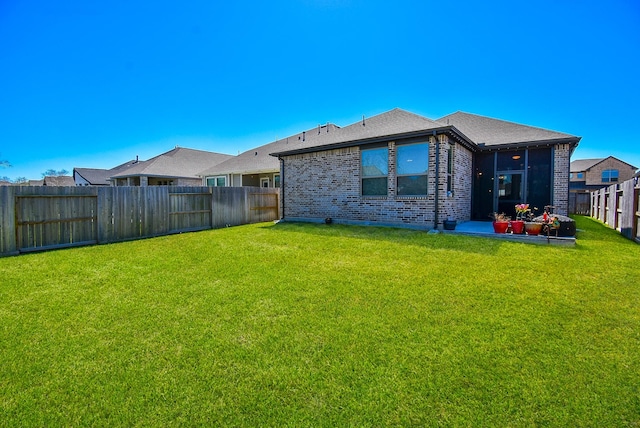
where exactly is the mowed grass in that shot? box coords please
[0,216,638,426]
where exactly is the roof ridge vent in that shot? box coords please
[362,115,366,126]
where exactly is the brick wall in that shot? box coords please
[553,144,571,216]
[281,136,472,229]
[585,158,637,186]
[442,137,472,222]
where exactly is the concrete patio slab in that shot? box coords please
[443,221,576,246]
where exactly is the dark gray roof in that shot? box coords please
[74,160,138,185]
[270,109,580,158]
[268,108,455,158]
[437,111,579,147]
[570,156,638,172]
[199,123,341,176]
[111,147,232,179]
[202,108,449,175]
[570,158,605,172]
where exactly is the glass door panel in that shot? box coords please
[497,172,523,217]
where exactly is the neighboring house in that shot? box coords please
[28,179,44,186]
[199,123,340,188]
[73,159,138,186]
[0,180,12,186]
[269,108,581,229]
[568,156,637,215]
[569,156,637,193]
[43,176,76,186]
[110,147,233,186]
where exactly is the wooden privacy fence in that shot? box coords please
[590,176,640,243]
[0,186,280,256]
[569,192,591,215]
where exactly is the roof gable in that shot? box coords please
[570,158,604,172]
[570,156,638,172]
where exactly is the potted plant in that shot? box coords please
[443,217,457,230]
[490,212,510,233]
[512,204,529,234]
[522,206,543,236]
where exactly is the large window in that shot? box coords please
[361,147,388,196]
[602,169,619,183]
[206,176,226,187]
[396,142,429,196]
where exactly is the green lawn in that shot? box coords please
[0,216,638,426]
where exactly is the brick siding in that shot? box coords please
[553,144,571,216]
[281,136,471,229]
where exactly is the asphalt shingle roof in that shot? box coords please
[111,147,232,179]
[437,111,578,146]
[201,108,449,176]
[43,176,75,186]
[74,160,138,185]
[570,158,605,172]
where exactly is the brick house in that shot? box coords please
[270,108,581,229]
[109,147,232,186]
[569,156,637,214]
[570,156,637,192]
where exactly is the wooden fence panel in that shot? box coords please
[619,179,636,240]
[0,185,281,256]
[569,192,590,215]
[590,177,640,243]
[212,187,247,228]
[211,187,279,228]
[248,191,279,224]
[0,186,17,255]
[169,187,212,232]
[13,187,98,253]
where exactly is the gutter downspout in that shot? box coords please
[433,131,440,230]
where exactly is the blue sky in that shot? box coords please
[1,0,639,180]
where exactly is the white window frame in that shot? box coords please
[206,176,226,187]
[260,177,270,188]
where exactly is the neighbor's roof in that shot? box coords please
[436,111,580,148]
[111,147,233,179]
[570,156,638,172]
[43,175,75,186]
[570,158,605,172]
[74,160,138,185]
[199,123,341,176]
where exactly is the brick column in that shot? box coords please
[553,144,571,216]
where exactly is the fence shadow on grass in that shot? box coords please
[261,221,507,256]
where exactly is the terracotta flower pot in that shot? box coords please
[524,222,543,236]
[492,221,509,233]
[511,220,525,234]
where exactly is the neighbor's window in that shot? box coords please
[396,142,429,196]
[206,176,226,187]
[274,174,280,188]
[602,169,619,183]
[361,147,388,196]
[577,172,584,179]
